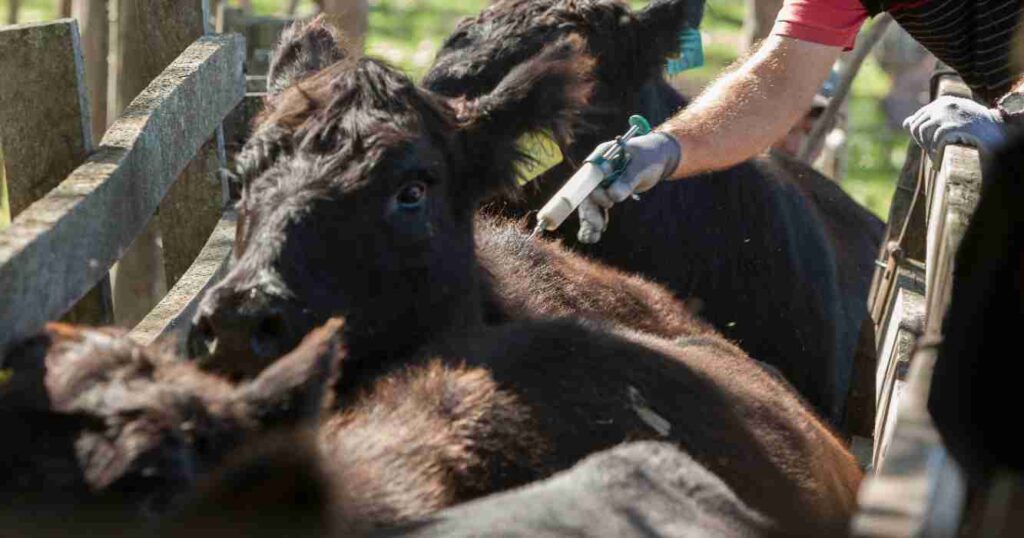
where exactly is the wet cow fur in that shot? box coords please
[186,22,861,532]
[424,0,885,425]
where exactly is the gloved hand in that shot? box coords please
[577,132,681,244]
[904,96,1006,159]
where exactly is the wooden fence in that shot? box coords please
[853,72,980,537]
[0,19,245,351]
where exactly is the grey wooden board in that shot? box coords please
[875,286,925,407]
[217,5,293,76]
[111,0,225,316]
[157,136,225,286]
[0,35,244,352]
[0,18,113,325]
[854,345,966,538]
[924,145,981,333]
[130,209,235,347]
[873,287,924,465]
[73,0,108,143]
[0,19,91,218]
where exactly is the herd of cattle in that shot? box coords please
[0,0,1019,535]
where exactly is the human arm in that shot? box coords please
[575,36,841,243]
[658,35,842,178]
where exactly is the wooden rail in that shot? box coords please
[0,35,245,352]
[130,209,237,346]
[854,72,980,537]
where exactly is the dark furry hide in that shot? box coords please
[423,0,884,426]
[930,127,1024,482]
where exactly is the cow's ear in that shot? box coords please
[268,16,348,96]
[632,0,705,75]
[452,36,594,198]
[236,319,344,429]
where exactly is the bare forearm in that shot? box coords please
[658,36,840,178]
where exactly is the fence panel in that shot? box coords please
[0,35,245,351]
[130,209,236,346]
[854,73,980,538]
[0,19,113,325]
[0,20,92,218]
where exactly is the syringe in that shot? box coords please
[531,115,652,238]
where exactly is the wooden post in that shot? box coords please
[0,36,244,351]
[60,0,73,17]
[72,0,108,143]
[799,15,894,164]
[5,0,19,25]
[742,0,783,51]
[1,147,9,229]
[320,0,367,53]
[0,19,114,325]
[110,0,225,327]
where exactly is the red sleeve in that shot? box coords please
[770,0,871,50]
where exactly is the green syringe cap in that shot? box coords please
[628,115,652,135]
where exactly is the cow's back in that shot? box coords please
[491,78,877,425]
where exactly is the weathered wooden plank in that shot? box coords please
[925,145,982,332]
[0,35,245,352]
[1,150,9,228]
[854,344,966,538]
[868,143,925,331]
[0,18,113,325]
[157,136,225,287]
[0,20,91,218]
[217,5,294,77]
[873,287,924,460]
[111,0,224,326]
[130,210,236,347]
[5,0,18,25]
[72,0,109,143]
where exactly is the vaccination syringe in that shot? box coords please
[531,115,652,237]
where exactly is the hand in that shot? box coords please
[904,96,1006,159]
[577,132,682,244]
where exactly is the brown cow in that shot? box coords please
[3,318,858,534]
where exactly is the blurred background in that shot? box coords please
[1,0,932,218]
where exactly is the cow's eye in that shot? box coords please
[395,181,427,208]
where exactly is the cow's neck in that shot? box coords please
[337,242,494,399]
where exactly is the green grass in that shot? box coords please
[1,0,902,219]
[0,0,57,24]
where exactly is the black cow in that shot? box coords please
[187,24,861,531]
[424,0,885,425]
[394,441,791,537]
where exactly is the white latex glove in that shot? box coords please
[904,96,1006,159]
[577,132,681,244]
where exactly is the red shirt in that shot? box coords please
[771,0,870,50]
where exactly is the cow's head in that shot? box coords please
[189,20,593,378]
[424,0,704,143]
[0,320,342,519]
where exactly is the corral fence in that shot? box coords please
[853,71,986,537]
[0,18,247,351]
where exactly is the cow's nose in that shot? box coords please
[188,290,291,378]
